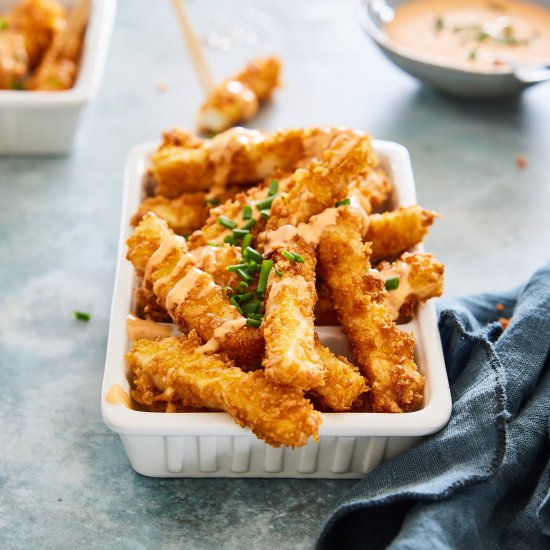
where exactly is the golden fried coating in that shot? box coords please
[262,235,323,389]
[127,334,322,447]
[311,338,368,411]
[0,30,29,89]
[127,213,264,368]
[367,205,438,262]
[264,131,376,231]
[197,56,281,134]
[314,282,339,326]
[348,167,393,214]
[318,207,424,413]
[8,0,67,69]
[378,252,445,322]
[131,192,210,236]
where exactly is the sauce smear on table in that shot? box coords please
[384,0,550,72]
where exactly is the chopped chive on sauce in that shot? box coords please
[236,268,254,282]
[385,276,400,291]
[226,263,249,272]
[229,296,243,314]
[236,281,248,293]
[256,260,273,294]
[281,250,305,263]
[233,228,250,239]
[217,216,237,230]
[242,204,252,220]
[259,209,270,220]
[244,246,263,264]
[335,198,351,207]
[224,235,237,245]
[208,241,222,247]
[274,264,283,277]
[468,48,478,60]
[434,16,444,32]
[204,198,220,206]
[223,286,234,296]
[241,233,252,251]
[74,311,91,321]
[246,318,262,328]
[268,179,279,196]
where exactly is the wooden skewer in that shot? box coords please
[170,0,215,96]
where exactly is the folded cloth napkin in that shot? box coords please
[317,260,550,550]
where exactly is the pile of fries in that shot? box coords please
[125,126,444,448]
[0,0,88,91]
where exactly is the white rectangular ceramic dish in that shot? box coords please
[0,0,116,154]
[102,140,452,478]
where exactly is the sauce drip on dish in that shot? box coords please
[384,0,550,73]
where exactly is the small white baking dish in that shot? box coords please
[102,140,452,478]
[0,0,116,154]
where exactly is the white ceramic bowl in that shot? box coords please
[0,0,116,154]
[101,139,452,478]
[356,0,550,98]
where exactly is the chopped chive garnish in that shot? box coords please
[259,209,270,220]
[224,235,237,245]
[255,194,280,211]
[256,260,273,294]
[223,286,233,296]
[248,313,264,321]
[74,311,91,321]
[0,18,9,30]
[434,16,444,32]
[241,218,257,231]
[292,253,305,263]
[208,241,222,247]
[234,292,255,303]
[181,233,190,240]
[468,48,478,60]
[233,228,249,239]
[226,263,249,272]
[281,249,295,261]
[274,264,283,277]
[248,260,261,273]
[204,198,220,206]
[268,179,279,196]
[242,205,252,220]
[241,233,252,251]
[236,281,248,293]
[236,268,254,282]
[336,198,351,207]
[244,246,263,263]
[217,216,237,230]
[246,318,262,328]
[242,301,259,315]
[385,276,400,291]
[229,297,243,314]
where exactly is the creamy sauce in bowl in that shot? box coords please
[384,0,550,73]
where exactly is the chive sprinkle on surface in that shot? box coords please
[281,250,305,263]
[242,205,252,220]
[74,311,91,321]
[255,194,280,211]
[268,179,279,196]
[246,318,262,328]
[241,218,257,231]
[385,276,400,291]
[336,198,351,207]
[256,260,273,294]
[204,198,220,206]
[217,216,237,230]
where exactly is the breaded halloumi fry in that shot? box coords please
[127,334,322,447]
[318,208,424,413]
[367,205,438,262]
[264,131,376,231]
[310,338,368,411]
[197,56,281,134]
[347,166,393,214]
[152,127,306,197]
[378,252,444,322]
[262,235,323,389]
[126,213,264,368]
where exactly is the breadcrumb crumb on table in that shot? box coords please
[516,155,528,169]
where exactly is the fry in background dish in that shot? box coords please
[318,207,424,413]
[127,333,322,447]
[197,56,281,134]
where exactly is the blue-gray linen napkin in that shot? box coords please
[317,260,550,550]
